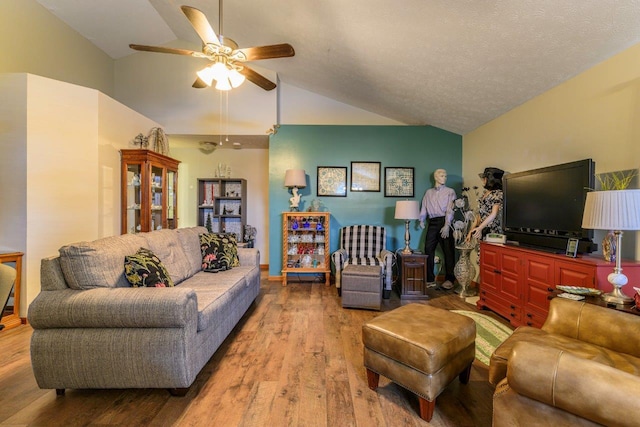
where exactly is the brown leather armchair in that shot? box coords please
[490,298,640,427]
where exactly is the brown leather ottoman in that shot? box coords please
[362,303,476,422]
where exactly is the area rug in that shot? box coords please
[451,310,513,365]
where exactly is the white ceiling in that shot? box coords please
[37,0,640,135]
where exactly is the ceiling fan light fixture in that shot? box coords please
[196,65,216,86]
[210,61,229,82]
[228,67,246,88]
[215,77,232,91]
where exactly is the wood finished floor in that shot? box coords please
[0,274,509,426]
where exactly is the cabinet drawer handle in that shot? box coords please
[510,313,516,317]
[494,269,501,274]
[527,322,533,326]
[547,287,554,292]
[526,313,532,318]
[510,304,515,309]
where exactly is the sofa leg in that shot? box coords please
[418,396,435,422]
[459,362,472,384]
[366,368,379,390]
[55,389,65,396]
[168,387,189,397]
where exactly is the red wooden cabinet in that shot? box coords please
[477,242,640,328]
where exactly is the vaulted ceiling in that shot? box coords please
[37,0,640,135]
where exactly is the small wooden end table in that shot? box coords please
[398,252,430,300]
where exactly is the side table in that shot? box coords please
[0,252,23,331]
[398,252,429,300]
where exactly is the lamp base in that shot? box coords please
[401,247,413,254]
[601,288,634,306]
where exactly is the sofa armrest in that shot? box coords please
[238,248,260,267]
[331,249,348,271]
[507,341,640,427]
[542,297,640,357]
[28,287,197,329]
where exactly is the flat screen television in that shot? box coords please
[503,159,597,253]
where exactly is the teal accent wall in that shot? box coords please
[269,125,462,277]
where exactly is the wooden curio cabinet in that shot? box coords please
[120,149,180,234]
[282,212,330,286]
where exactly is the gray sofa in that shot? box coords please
[27,226,260,395]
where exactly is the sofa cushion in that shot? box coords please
[177,267,254,331]
[59,233,148,290]
[200,233,239,272]
[124,247,174,288]
[177,226,208,276]
[142,229,191,285]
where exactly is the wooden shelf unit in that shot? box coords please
[282,212,330,286]
[477,241,640,328]
[197,178,247,242]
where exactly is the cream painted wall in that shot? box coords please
[98,94,163,237]
[0,0,114,96]
[22,75,99,316]
[1,74,162,312]
[0,74,27,255]
[171,147,269,264]
[464,42,640,262]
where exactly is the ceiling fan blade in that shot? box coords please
[180,6,221,47]
[129,44,207,58]
[192,77,208,89]
[235,43,295,61]
[239,66,277,91]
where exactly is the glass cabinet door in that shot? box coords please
[167,169,177,229]
[126,163,142,234]
[150,164,163,231]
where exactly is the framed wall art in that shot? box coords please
[350,161,381,192]
[317,166,347,197]
[384,167,415,197]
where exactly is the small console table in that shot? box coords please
[477,242,640,328]
[0,252,23,331]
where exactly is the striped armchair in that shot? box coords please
[331,225,394,294]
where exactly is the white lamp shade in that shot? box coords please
[284,169,306,188]
[582,189,640,230]
[395,200,420,220]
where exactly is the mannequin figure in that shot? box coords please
[419,169,457,289]
[467,167,504,240]
[289,187,302,211]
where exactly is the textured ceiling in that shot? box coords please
[37,0,640,135]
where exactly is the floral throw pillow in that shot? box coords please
[124,247,174,287]
[200,233,239,273]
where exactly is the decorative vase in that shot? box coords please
[602,231,616,262]
[454,246,477,298]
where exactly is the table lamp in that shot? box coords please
[284,169,306,211]
[395,200,420,254]
[582,189,640,305]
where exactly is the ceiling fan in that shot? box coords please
[129,3,294,91]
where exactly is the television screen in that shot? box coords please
[503,159,595,251]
